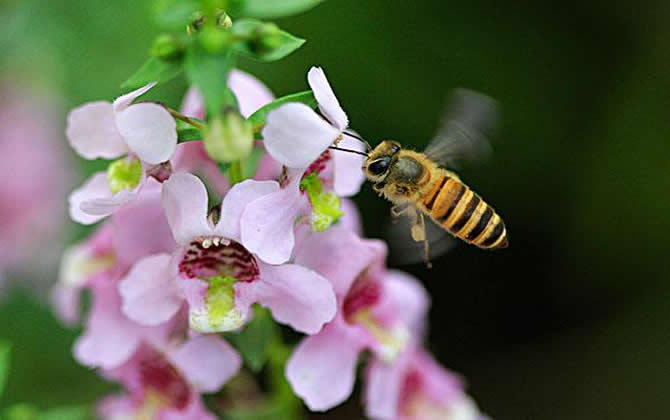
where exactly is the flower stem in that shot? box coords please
[166,107,206,130]
[228,160,243,185]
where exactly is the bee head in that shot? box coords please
[363,140,401,181]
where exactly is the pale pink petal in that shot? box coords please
[112,181,176,266]
[112,82,156,112]
[49,283,80,325]
[218,179,279,241]
[373,270,429,336]
[262,103,340,168]
[71,171,143,220]
[228,70,274,118]
[162,173,212,245]
[294,225,385,298]
[66,101,128,160]
[115,103,177,164]
[240,170,307,264]
[180,87,205,119]
[254,150,283,181]
[365,350,412,420]
[68,172,115,225]
[235,261,336,334]
[286,319,365,411]
[307,67,349,130]
[74,283,142,369]
[339,198,362,235]
[97,393,134,419]
[119,254,182,326]
[333,134,366,197]
[168,335,241,392]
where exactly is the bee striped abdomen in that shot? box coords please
[422,174,507,249]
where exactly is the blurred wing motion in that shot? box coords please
[424,88,499,170]
[386,210,457,265]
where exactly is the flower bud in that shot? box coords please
[204,111,254,163]
[107,157,142,194]
[199,25,233,53]
[151,34,182,60]
[250,23,283,54]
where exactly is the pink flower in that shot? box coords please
[365,346,488,420]
[53,186,176,326]
[67,82,177,164]
[261,66,366,197]
[98,335,240,419]
[66,82,182,225]
[286,228,430,411]
[119,172,336,334]
[0,81,68,281]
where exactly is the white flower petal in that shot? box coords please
[307,67,349,130]
[262,103,340,168]
[115,103,177,164]
[112,82,156,112]
[66,102,128,160]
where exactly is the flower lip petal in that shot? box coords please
[307,67,349,130]
[113,82,156,112]
[262,102,340,169]
[235,261,337,334]
[161,173,213,245]
[66,101,128,160]
[115,102,177,164]
[285,319,366,411]
[119,254,182,326]
[168,335,242,393]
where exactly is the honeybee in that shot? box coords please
[358,89,508,266]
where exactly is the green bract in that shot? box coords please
[121,56,184,89]
[232,19,305,62]
[0,341,9,397]
[107,158,143,194]
[229,0,324,19]
[300,174,344,232]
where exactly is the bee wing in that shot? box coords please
[424,88,499,170]
[385,209,457,265]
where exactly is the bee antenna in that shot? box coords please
[329,145,369,157]
[343,129,372,152]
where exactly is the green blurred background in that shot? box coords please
[2,0,670,418]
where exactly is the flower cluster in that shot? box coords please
[57,63,487,418]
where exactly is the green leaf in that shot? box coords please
[40,405,90,420]
[226,307,276,372]
[0,341,9,398]
[230,0,324,19]
[232,19,305,62]
[185,44,235,115]
[178,127,203,142]
[248,90,317,130]
[121,56,183,90]
[153,0,200,29]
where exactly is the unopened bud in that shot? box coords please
[250,23,283,53]
[204,111,254,163]
[151,34,182,60]
[199,25,233,53]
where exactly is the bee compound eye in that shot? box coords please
[369,157,390,175]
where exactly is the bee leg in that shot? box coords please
[390,203,410,223]
[409,210,432,268]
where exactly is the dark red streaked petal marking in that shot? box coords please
[179,240,259,282]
